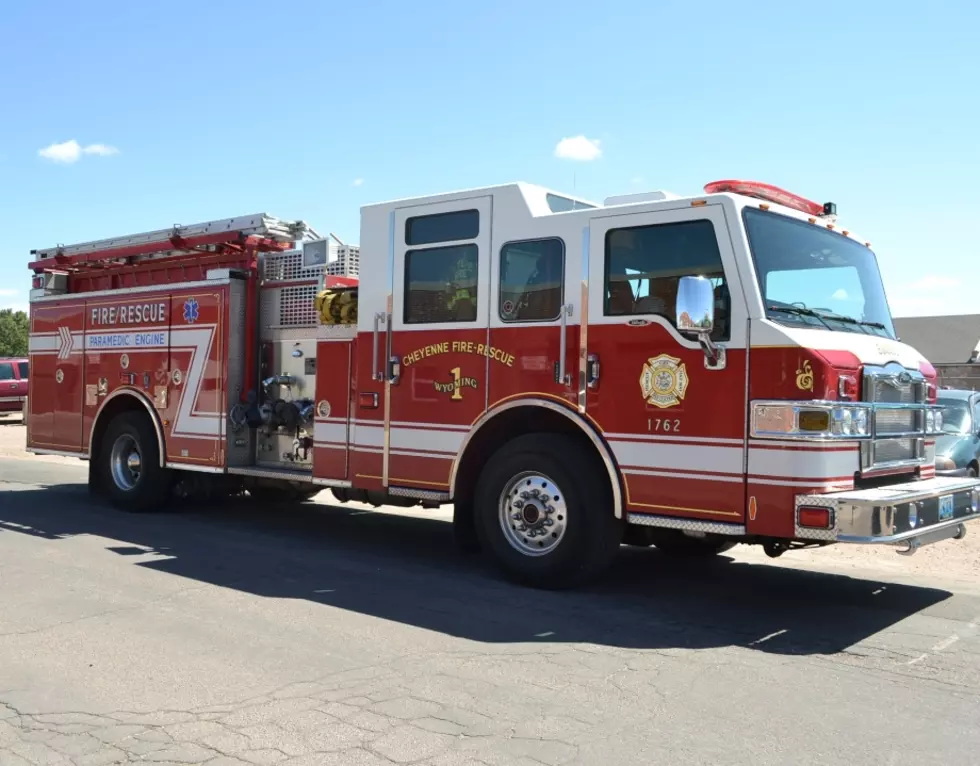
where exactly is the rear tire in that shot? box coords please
[474,434,622,589]
[99,411,172,513]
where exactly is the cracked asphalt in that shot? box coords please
[2,433,980,764]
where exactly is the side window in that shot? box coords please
[0,363,13,381]
[603,219,730,341]
[499,238,565,322]
[406,209,479,246]
[17,362,28,378]
[405,244,479,324]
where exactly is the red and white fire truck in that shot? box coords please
[24,180,980,587]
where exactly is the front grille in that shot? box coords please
[862,363,927,473]
[874,408,917,435]
[872,378,924,404]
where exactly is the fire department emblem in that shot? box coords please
[639,354,689,409]
[183,298,200,324]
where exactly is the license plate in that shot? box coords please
[939,494,954,521]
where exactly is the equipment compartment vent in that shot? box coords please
[263,250,321,282]
[279,285,318,327]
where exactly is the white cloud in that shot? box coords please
[908,274,959,290]
[832,288,849,300]
[554,135,602,161]
[82,143,119,157]
[0,289,18,297]
[352,178,364,187]
[38,139,120,164]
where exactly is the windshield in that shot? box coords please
[938,399,973,435]
[743,208,896,338]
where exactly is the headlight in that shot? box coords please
[752,402,872,440]
[925,407,944,435]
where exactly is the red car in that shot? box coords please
[0,357,28,414]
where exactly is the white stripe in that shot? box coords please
[353,424,384,449]
[623,468,744,484]
[313,443,349,451]
[351,425,464,455]
[29,335,59,353]
[314,421,348,443]
[391,427,463,454]
[610,440,744,474]
[169,326,222,437]
[604,432,744,446]
[748,448,857,479]
[0,397,25,403]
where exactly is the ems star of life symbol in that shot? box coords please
[639,354,689,409]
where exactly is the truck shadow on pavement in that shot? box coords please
[0,483,956,657]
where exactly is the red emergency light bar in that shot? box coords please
[703,180,835,218]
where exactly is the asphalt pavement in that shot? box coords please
[1,450,980,765]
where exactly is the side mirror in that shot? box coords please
[676,275,723,369]
[676,276,715,336]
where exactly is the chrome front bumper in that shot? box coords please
[795,476,980,553]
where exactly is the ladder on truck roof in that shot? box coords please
[29,213,321,272]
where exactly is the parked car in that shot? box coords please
[935,388,980,477]
[0,357,28,415]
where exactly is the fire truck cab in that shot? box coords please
[25,181,980,588]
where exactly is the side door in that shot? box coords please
[586,204,749,525]
[488,236,577,410]
[27,302,85,452]
[385,197,493,492]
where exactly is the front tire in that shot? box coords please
[99,411,172,513]
[474,434,622,589]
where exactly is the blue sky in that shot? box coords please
[1,0,977,317]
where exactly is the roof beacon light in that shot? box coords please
[704,180,835,218]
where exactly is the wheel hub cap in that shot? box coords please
[498,472,568,557]
[110,434,142,491]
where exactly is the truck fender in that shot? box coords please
[88,389,167,468]
[449,397,624,519]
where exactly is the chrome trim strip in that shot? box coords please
[577,225,589,414]
[388,486,450,502]
[839,518,968,546]
[227,465,314,482]
[88,389,167,468]
[312,477,353,488]
[449,397,624,519]
[27,447,87,459]
[627,512,746,536]
[166,463,225,474]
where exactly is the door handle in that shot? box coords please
[554,303,573,387]
[371,312,386,381]
[587,353,600,389]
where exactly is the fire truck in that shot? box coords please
[24,180,980,588]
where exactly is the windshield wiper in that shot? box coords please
[767,304,887,333]
[807,309,888,333]
[767,305,834,330]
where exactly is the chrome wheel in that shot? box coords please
[498,471,568,557]
[109,434,142,491]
